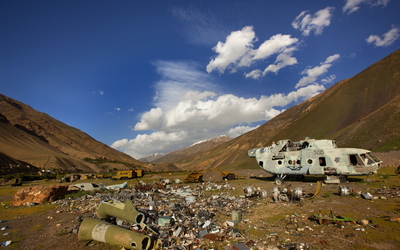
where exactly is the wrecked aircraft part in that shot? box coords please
[249,138,382,184]
[339,186,350,196]
[78,217,151,250]
[232,210,242,223]
[244,186,255,197]
[338,186,358,196]
[311,210,355,225]
[243,186,269,199]
[362,192,373,200]
[258,189,269,199]
[279,194,289,202]
[292,187,304,200]
[96,199,145,224]
[56,181,255,249]
[305,181,322,200]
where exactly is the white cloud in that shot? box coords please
[259,48,298,76]
[343,0,390,14]
[295,54,340,88]
[114,108,121,111]
[292,7,335,36]
[207,26,299,78]
[111,62,326,159]
[227,125,259,138]
[366,26,400,47]
[206,26,256,74]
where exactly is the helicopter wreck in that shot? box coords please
[248,138,382,185]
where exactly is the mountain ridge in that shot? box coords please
[0,94,154,173]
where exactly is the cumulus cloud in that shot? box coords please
[207,26,299,79]
[206,26,256,74]
[227,125,260,138]
[295,54,340,88]
[343,0,390,14]
[366,25,400,47]
[292,7,335,36]
[111,61,325,159]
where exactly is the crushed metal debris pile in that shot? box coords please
[51,181,382,249]
[338,185,400,199]
[55,181,261,249]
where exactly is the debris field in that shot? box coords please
[2,174,400,250]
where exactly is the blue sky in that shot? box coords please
[1,0,399,159]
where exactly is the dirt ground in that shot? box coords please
[1,151,400,250]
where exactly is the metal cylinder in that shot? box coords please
[292,187,304,199]
[244,186,255,197]
[78,218,151,250]
[232,210,242,223]
[257,189,269,199]
[96,199,145,224]
[339,186,350,196]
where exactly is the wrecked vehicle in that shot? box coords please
[248,137,382,185]
[70,183,102,191]
[71,182,128,191]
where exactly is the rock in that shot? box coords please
[11,185,69,206]
[358,219,369,226]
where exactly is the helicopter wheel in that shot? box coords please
[274,177,284,185]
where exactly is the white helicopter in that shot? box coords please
[248,137,382,185]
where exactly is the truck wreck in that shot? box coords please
[248,138,382,185]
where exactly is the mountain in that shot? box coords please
[0,94,154,173]
[173,49,400,170]
[148,135,232,164]
[138,153,167,163]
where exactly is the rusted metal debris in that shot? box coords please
[338,185,400,199]
[57,181,258,249]
[244,184,306,202]
[310,210,355,225]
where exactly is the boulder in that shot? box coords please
[11,185,69,206]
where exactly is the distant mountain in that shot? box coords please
[138,153,167,163]
[0,94,155,173]
[173,49,400,170]
[149,135,232,164]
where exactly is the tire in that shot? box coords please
[275,177,284,185]
[227,174,235,180]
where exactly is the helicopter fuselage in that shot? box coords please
[248,138,382,177]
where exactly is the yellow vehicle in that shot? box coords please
[184,171,203,183]
[220,170,237,180]
[111,170,143,180]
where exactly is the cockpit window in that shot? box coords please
[349,154,364,166]
[367,152,381,163]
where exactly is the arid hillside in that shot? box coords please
[0,94,154,173]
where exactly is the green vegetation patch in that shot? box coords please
[373,138,400,152]
[0,203,56,220]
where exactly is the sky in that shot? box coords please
[1,0,399,159]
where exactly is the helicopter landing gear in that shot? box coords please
[274,177,285,185]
